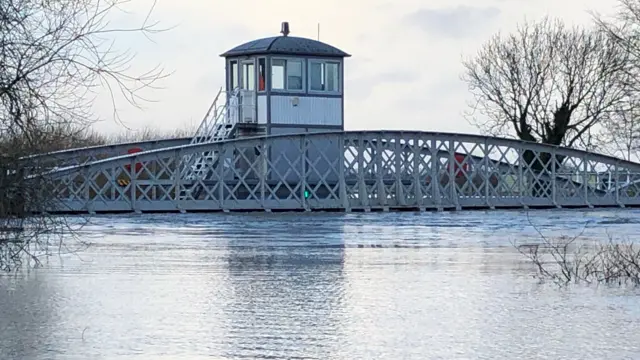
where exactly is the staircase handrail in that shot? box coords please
[181,86,244,182]
[191,87,223,143]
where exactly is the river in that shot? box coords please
[1,209,640,359]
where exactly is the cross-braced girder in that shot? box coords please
[41,131,640,213]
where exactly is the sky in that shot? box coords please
[91,0,622,136]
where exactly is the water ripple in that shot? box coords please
[1,209,640,359]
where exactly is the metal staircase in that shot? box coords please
[179,87,256,200]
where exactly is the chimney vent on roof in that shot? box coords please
[281,22,290,36]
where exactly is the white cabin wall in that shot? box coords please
[270,96,342,126]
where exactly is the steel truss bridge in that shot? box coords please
[29,130,640,214]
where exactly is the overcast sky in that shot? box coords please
[92,0,621,136]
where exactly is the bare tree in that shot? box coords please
[0,0,168,271]
[590,0,640,161]
[594,0,640,78]
[462,17,632,149]
[462,17,633,196]
[594,100,640,161]
[513,215,640,287]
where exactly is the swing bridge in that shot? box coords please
[25,92,640,213]
[21,23,640,214]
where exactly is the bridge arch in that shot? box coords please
[21,137,191,170]
[43,130,640,213]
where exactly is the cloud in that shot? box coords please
[347,70,418,102]
[88,0,610,136]
[405,6,501,39]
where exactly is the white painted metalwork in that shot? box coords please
[181,87,257,200]
[182,87,234,183]
[189,87,256,146]
[238,89,257,124]
[190,87,232,145]
[40,131,640,214]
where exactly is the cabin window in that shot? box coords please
[271,58,304,91]
[242,62,255,90]
[271,59,285,90]
[326,62,339,92]
[230,60,238,90]
[258,58,266,91]
[309,60,340,92]
[286,60,303,90]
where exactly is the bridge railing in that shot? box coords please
[19,137,191,171]
[40,131,640,213]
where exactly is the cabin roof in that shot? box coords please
[220,36,350,58]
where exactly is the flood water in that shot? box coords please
[1,209,640,360]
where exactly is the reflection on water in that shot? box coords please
[1,209,640,359]
[222,237,346,359]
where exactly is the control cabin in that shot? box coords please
[220,22,350,137]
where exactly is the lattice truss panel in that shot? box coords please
[45,132,640,213]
